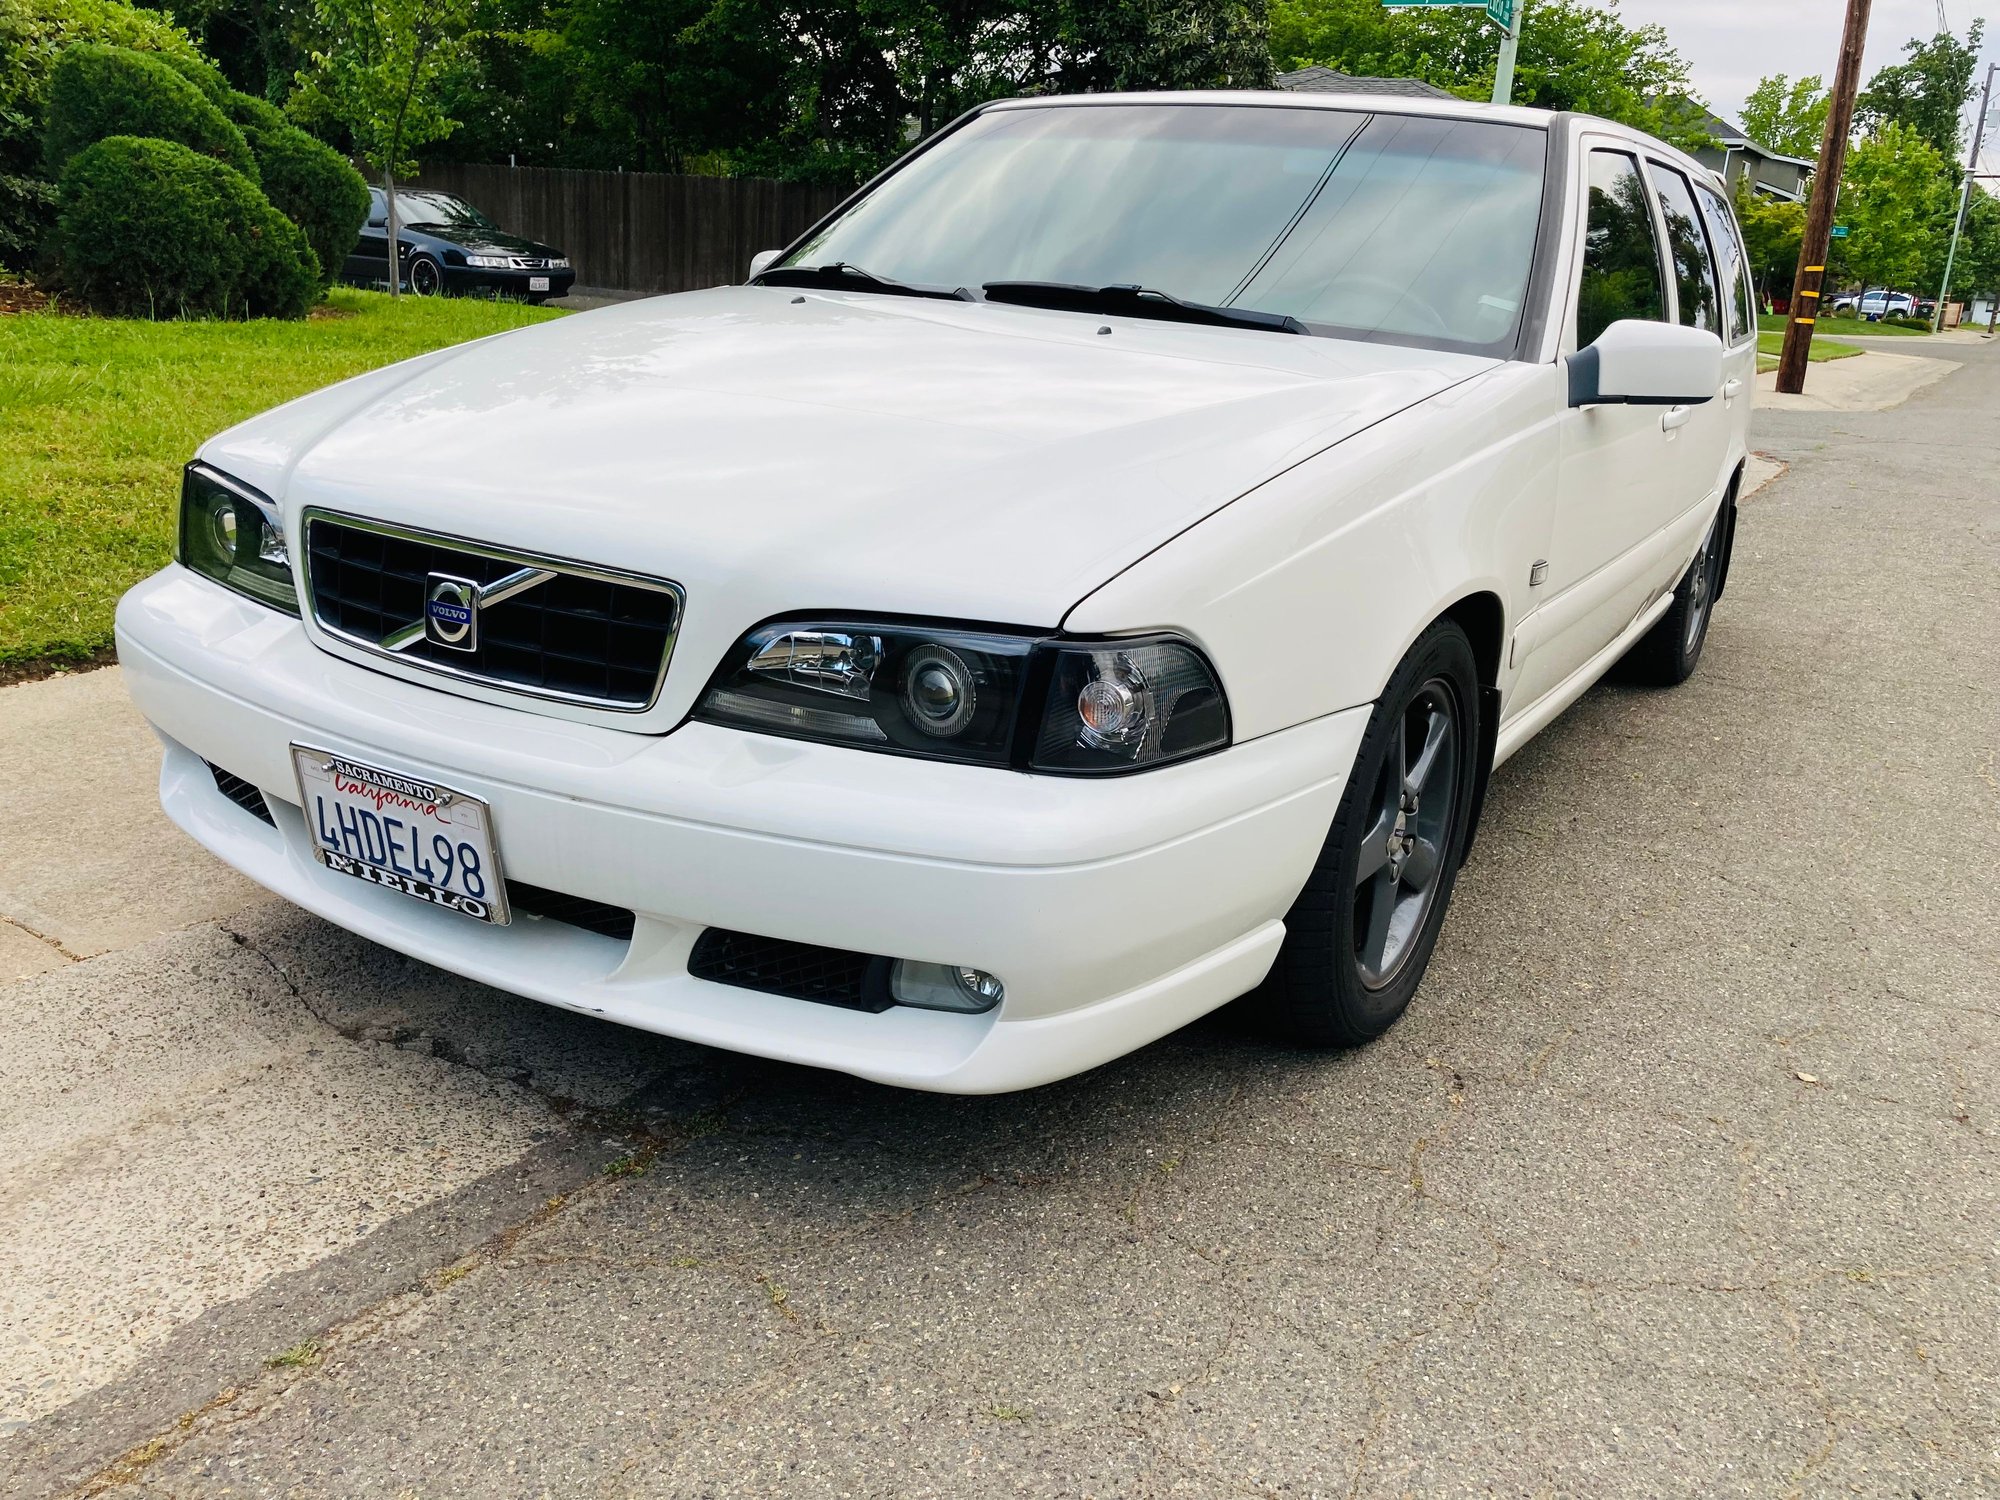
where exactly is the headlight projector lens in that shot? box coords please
[211,503,239,559]
[901,643,976,737]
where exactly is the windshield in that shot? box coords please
[780,103,1548,353]
[383,191,495,230]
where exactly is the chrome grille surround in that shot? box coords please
[300,509,685,713]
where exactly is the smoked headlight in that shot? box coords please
[694,620,1229,773]
[177,463,298,614]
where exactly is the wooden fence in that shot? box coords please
[396,162,849,295]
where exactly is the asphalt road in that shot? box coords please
[2,345,1995,1498]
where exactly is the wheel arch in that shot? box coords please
[1434,590,1505,857]
[1714,458,1744,602]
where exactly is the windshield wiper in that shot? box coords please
[980,281,1307,336]
[753,262,974,302]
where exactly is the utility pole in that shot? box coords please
[1932,61,1996,332]
[1777,0,1874,394]
[1491,0,1524,106]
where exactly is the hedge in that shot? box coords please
[229,91,370,289]
[41,43,257,183]
[54,134,317,318]
[0,0,210,269]
[152,46,231,108]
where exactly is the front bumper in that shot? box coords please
[116,568,1366,1092]
[449,265,575,299]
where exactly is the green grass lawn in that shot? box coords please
[1756,310,1931,338]
[0,289,564,675]
[1755,329,1864,373]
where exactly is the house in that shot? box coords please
[1666,100,1814,202]
[1275,67,1459,101]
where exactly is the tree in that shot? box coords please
[161,0,313,102]
[1954,188,2000,328]
[1734,180,1803,308]
[1739,73,1828,157]
[1270,0,1702,148]
[1858,22,1983,163]
[291,0,472,294]
[1834,121,1955,295]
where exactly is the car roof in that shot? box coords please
[984,91,1717,185]
[985,89,1558,132]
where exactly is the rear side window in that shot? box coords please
[1577,150,1665,347]
[1650,163,1722,336]
[1693,181,1756,345]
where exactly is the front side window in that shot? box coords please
[1650,163,1722,336]
[1693,181,1756,344]
[1576,149,1665,348]
[780,104,1549,354]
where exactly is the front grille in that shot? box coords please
[507,881,634,942]
[304,514,681,709]
[207,761,276,825]
[687,928,893,1012]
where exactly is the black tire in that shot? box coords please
[1249,620,1483,1047]
[1618,497,1729,687]
[408,255,443,297]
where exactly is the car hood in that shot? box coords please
[408,224,560,257]
[204,286,1490,722]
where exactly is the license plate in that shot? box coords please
[292,747,509,924]
[529,276,550,291]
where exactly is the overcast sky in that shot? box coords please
[1614,0,1997,139]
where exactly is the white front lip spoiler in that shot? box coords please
[117,568,1367,1092]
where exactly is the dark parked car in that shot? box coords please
[343,189,575,303]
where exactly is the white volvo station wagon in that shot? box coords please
[118,93,1755,1092]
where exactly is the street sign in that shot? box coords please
[1380,1,1515,28]
[1831,225,1850,238]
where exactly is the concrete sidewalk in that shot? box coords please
[3,353,1996,1497]
[1756,348,1961,411]
[0,669,264,964]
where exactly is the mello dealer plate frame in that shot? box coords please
[291,745,512,925]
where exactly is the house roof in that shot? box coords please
[1275,66,1458,101]
[1664,97,1817,169]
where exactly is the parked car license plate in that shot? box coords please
[291,747,509,923]
[529,276,550,292]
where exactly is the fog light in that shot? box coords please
[890,959,1004,1012]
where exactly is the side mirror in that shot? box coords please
[747,248,782,282]
[1568,320,1724,408]
[367,215,386,228]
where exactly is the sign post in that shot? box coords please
[1489,0,1522,105]
[1379,0,1524,106]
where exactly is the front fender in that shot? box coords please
[1062,362,1562,743]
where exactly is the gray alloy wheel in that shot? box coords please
[1681,508,1725,655]
[1353,679,1461,989]
[1621,496,1732,687]
[1247,618,1482,1048]
[408,255,443,296]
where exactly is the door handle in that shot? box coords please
[1722,378,1745,399]
[1661,405,1693,432]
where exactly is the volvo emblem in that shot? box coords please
[423,574,481,651]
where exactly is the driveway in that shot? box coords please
[2,346,1995,1498]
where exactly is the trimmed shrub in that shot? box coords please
[41,43,257,183]
[229,92,369,288]
[1,0,213,269]
[224,89,289,140]
[152,47,231,108]
[54,134,317,318]
[1882,315,1933,331]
